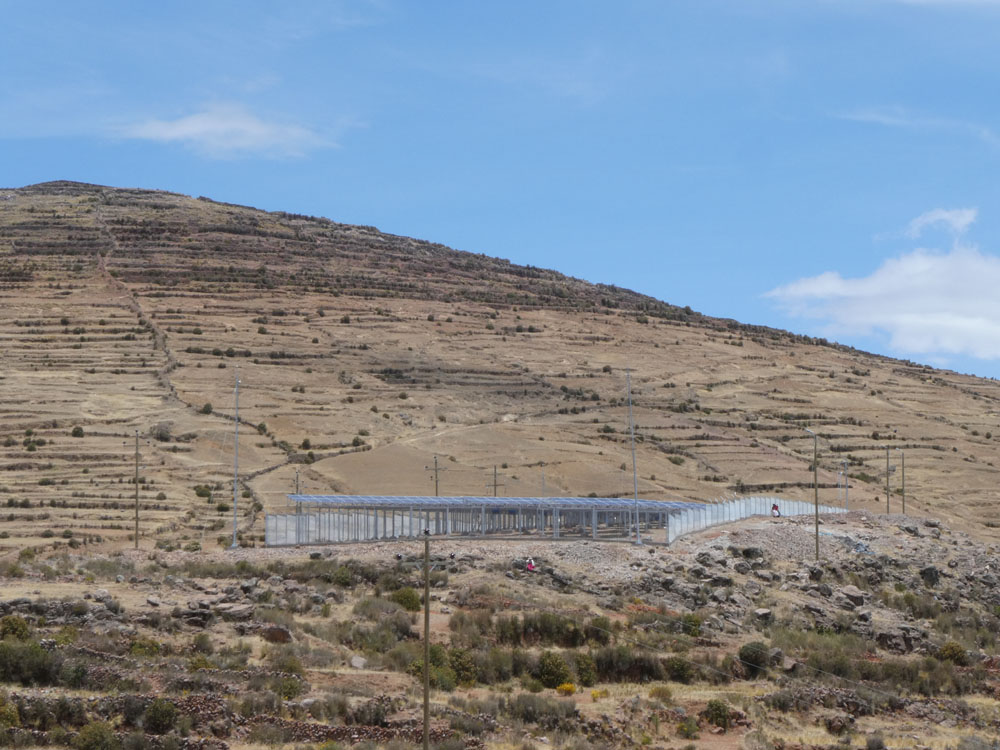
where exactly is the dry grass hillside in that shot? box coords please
[1,180,999,557]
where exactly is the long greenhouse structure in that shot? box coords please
[264,494,848,546]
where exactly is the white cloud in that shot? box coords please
[839,107,1000,150]
[766,214,1000,360]
[120,103,330,158]
[905,207,977,238]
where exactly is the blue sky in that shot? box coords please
[5,1,1000,377]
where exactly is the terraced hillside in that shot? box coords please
[1,180,999,557]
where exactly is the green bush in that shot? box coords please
[676,715,699,739]
[200,403,213,415]
[595,645,666,683]
[663,656,693,683]
[702,699,730,730]
[0,616,30,641]
[143,699,176,734]
[738,641,769,678]
[0,639,62,685]
[573,652,597,687]
[448,648,477,686]
[536,651,571,688]
[389,587,422,612]
[0,699,19,728]
[938,640,968,666]
[74,721,119,750]
[71,426,85,438]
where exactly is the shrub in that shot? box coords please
[0,699,19,728]
[503,693,576,726]
[702,699,730,730]
[590,689,608,701]
[143,699,176,734]
[200,403,212,415]
[595,645,666,683]
[648,685,672,704]
[676,715,699,739]
[130,637,161,657]
[536,651,571,688]
[74,721,119,750]
[390,587,422,612]
[738,641,769,678]
[71,426,84,438]
[556,682,575,696]
[573,652,597,687]
[0,616,30,641]
[663,656,693,683]
[0,639,61,685]
[938,640,968,666]
[448,648,477,686]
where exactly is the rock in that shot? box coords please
[919,566,940,586]
[115,575,125,583]
[261,625,293,644]
[146,596,161,607]
[309,552,322,560]
[808,566,824,582]
[741,547,764,559]
[733,560,751,575]
[841,585,866,606]
[93,589,111,603]
[753,608,773,624]
[923,518,940,528]
[767,647,783,665]
[350,655,367,669]
[901,524,920,536]
[216,603,254,621]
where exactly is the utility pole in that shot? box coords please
[805,428,819,561]
[842,459,849,510]
[885,445,890,515]
[626,368,640,545]
[295,468,300,495]
[231,370,240,549]
[422,528,430,750]
[424,456,445,496]
[487,466,505,497]
[134,430,139,550]
[900,450,905,514]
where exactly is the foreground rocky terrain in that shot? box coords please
[1,512,999,750]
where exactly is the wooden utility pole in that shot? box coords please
[486,466,505,497]
[134,430,139,550]
[422,528,430,750]
[424,456,445,496]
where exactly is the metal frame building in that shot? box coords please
[265,494,703,546]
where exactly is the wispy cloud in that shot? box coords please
[766,210,1000,360]
[839,106,1000,149]
[120,103,331,159]
[905,207,977,238]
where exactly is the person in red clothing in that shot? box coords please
[771,503,781,518]
[526,557,536,572]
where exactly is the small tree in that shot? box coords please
[200,403,213,415]
[537,651,571,688]
[71,426,85,438]
[74,721,118,750]
[738,641,770,678]
[143,699,177,734]
[390,587,421,612]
